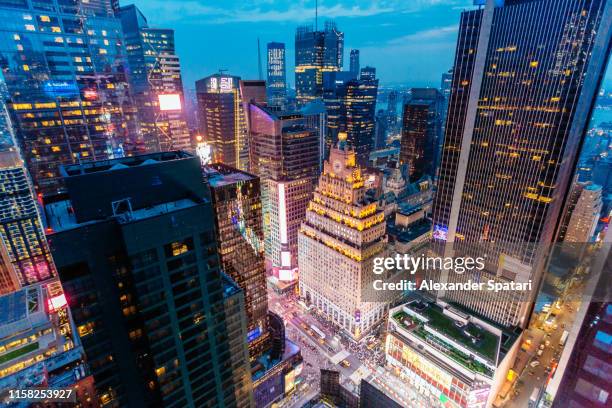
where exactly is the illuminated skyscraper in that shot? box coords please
[45,151,253,407]
[349,49,360,79]
[298,137,388,340]
[431,0,611,328]
[196,73,249,170]
[322,69,378,167]
[0,0,139,195]
[203,163,270,357]
[399,88,444,181]
[118,5,191,152]
[267,42,287,107]
[249,104,319,284]
[295,21,344,105]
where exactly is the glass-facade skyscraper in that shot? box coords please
[118,5,191,152]
[399,88,444,182]
[349,49,360,79]
[431,0,611,328]
[0,0,139,195]
[295,21,344,105]
[266,42,286,107]
[196,73,249,171]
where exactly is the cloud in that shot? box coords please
[387,25,458,45]
[136,0,463,24]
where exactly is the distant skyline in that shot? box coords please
[129,0,612,90]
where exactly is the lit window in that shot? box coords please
[25,24,35,31]
[40,15,50,22]
[22,64,29,71]
[13,34,20,40]
[530,61,539,68]
[99,48,107,54]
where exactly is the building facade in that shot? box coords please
[0,0,139,195]
[196,74,249,171]
[298,138,388,339]
[118,5,191,152]
[267,42,287,107]
[204,163,270,358]
[349,49,360,79]
[295,22,344,105]
[430,0,611,328]
[45,152,253,407]
[248,104,319,283]
[399,88,444,182]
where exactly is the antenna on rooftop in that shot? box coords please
[257,38,263,80]
[315,0,318,31]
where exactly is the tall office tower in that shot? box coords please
[374,109,388,150]
[118,5,191,152]
[0,0,139,195]
[240,79,267,161]
[349,49,360,79]
[295,21,344,105]
[387,90,399,130]
[551,302,611,408]
[196,73,249,171]
[360,66,376,81]
[346,71,379,167]
[203,163,270,357]
[399,88,444,181]
[0,148,56,286]
[431,0,611,328]
[563,183,603,243]
[249,104,319,283]
[267,42,287,107]
[300,99,327,171]
[440,68,453,101]
[0,280,96,405]
[44,152,253,407]
[298,137,388,340]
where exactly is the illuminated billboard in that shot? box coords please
[158,94,182,111]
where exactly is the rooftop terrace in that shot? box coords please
[391,301,501,377]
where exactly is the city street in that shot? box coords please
[268,288,436,407]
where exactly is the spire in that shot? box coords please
[257,38,263,80]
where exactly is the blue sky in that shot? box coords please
[129,0,612,91]
[129,0,472,89]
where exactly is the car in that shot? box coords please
[340,360,351,368]
[530,361,540,368]
[318,338,325,345]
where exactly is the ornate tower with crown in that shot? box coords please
[297,133,388,340]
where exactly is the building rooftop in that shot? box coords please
[60,151,193,177]
[391,300,505,377]
[0,286,45,340]
[46,197,198,232]
[203,163,258,188]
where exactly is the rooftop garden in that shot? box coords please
[0,342,39,365]
[392,308,497,377]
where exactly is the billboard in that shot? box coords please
[158,94,182,111]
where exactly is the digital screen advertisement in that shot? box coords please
[0,0,610,408]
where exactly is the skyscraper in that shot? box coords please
[399,88,444,181]
[203,163,270,357]
[295,22,344,105]
[118,5,191,152]
[563,183,602,244]
[0,0,139,195]
[387,90,399,130]
[374,109,388,150]
[267,42,287,107]
[321,69,378,167]
[346,70,379,166]
[298,136,388,340]
[44,151,253,407]
[249,104,319,283]
[431,0,611,328]
[349,49,360,79]
[196,73,249,170]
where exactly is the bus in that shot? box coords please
[560,330,569,346]
[528,388,540,407]
[310,324,326,340]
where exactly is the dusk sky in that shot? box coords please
[130,0,612,91]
